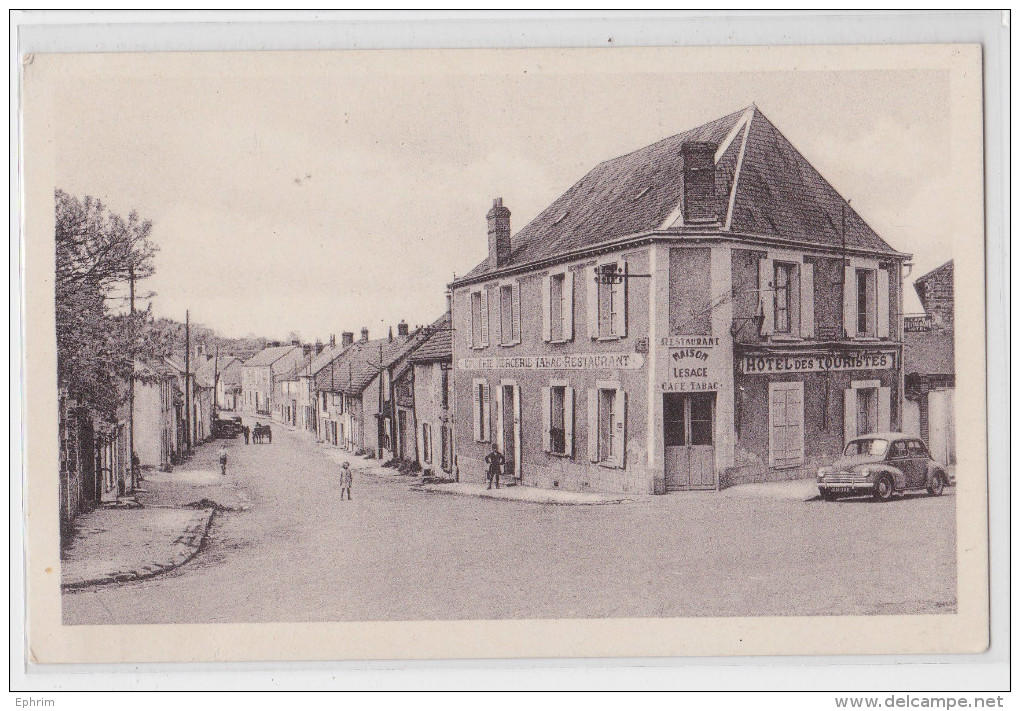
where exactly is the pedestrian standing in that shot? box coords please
[484,444,505,490]
[340,461,353,501]
[243,425,250,445]
[218,445,228,476]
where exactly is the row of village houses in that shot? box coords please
[60,105,956,523]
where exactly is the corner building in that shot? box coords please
[450,106,909,495]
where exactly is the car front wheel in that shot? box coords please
[928,473,945,497]
[873,475,895,502]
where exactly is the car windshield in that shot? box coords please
[844,438,889,457]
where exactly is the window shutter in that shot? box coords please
[877,268,890,338]
[542,275,552,342]
[472,380,482,441]
[843,388,857,447]
[789,383,804,465]
[612,261,628,337]
[512,384,522,477]
[587,266,599,339]
[564,270,575,341]
[587,389,599,462]
[512,281,522,343]
[878,386,891,432]
[759,257,774,336]
[541,386,551,452]
[564,387,575,457]
[769,383,786,467]
[487,287,499,344]
[800,262,814,338]
[614,388,627,468]
[465,292,474,347]
[482,382,491,442]
[480,289,489,347]
[843,265,857,338]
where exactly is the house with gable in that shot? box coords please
[449,105,909,495]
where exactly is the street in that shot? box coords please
[62,424,956,624]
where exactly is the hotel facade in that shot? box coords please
[450,106,908,495]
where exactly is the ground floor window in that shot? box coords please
[843,380,891,446]
[588,384,626,467]
[441,424,452,472]
[472,379,490,442]
[769,381,805,468]
[542,382,574,456]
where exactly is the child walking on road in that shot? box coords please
[340,461,353,501]
[218,445,228,476]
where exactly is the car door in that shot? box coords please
[886,440,911,487]
[906,440,929,487]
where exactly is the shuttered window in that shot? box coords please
[472,379,490,442]
[499,281,522,345]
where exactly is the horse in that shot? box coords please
[252,423,272,444]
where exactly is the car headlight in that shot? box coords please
[817,467,832,480]
[855,467,872,479]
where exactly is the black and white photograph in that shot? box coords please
[19,36,990,667]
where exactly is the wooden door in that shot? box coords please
[663,393,716,491]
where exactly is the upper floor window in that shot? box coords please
[543,270,574,342]
[498,282,522,346]
[844,264,889,340]
[589,262,628,340]
[470,289,489,348]
[774,262,795,333]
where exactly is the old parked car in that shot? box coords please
[816,432,953,502]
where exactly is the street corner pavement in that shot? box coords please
[415,480,640,506]
[717,477,820,501]
[61,506,215,590]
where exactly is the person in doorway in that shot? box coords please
[339,461,353,501]
[484,444,505,490]
[218,445,228,476]
[242,425,250,445]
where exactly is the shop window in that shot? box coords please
[856,386,878,436]
[769,381,805,468]
[843,381,891,446]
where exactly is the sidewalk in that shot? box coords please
[61,506,214,589]
[415,481,639,506]
[62,439,240,591]
[718,478,820,501]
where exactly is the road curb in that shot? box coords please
[412,484,637,506]
[61,508,217,591]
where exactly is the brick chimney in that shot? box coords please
[360,327,369,343]
[303,344,312,357]
[341,331,354,348]
[397,320,409,337]
[487,197,512,267]
[314,339,324,355]
[328,334,335,348]
[291,338,300,346]
[388,326,394,342]
[681,142,718,223]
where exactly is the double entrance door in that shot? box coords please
[663,392,716,491]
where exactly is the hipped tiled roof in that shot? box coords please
[455,106,899,285]
[315,332,427,395]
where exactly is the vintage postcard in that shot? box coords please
[21,43,988,664]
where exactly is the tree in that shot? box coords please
[55,189,162,423]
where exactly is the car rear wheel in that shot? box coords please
[873,475,894,502]
[928,473,945,497]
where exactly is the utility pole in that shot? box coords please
[128,261,136,492]
[185,309,191,452]
[213,344,220,420]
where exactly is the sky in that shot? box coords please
[50,51,955,341]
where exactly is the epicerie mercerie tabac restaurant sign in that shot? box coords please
[458,353,644,371]
[739,350,896,375]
